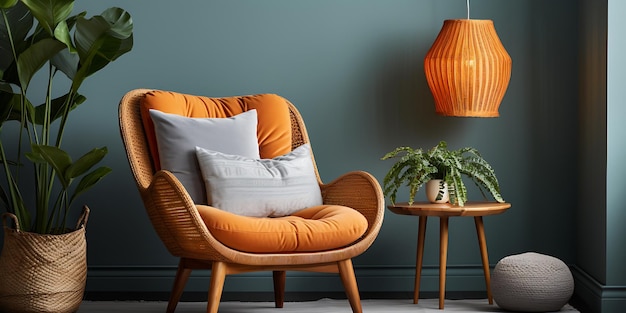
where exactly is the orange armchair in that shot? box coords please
[118,89,384,313]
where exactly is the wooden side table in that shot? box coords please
[388,201,511,309]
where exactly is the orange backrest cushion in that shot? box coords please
[140,90,292,169]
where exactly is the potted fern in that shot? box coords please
[381,141,505,207]
[0,1,133,312]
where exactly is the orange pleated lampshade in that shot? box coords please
[424,19,512,117]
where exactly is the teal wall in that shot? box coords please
[1,0,624,311]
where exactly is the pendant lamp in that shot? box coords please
[424,1,511,117]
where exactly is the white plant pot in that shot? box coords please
[426,179,449,203]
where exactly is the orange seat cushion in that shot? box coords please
[196,205,368,253]
[140,91,292,169]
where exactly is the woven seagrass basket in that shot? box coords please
[0,206,89,313]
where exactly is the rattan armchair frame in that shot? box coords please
[118,89,385,313]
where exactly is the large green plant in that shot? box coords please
[381,141,505,206]
[0,0,133,233]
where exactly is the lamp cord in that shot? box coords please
[466,0,470,19]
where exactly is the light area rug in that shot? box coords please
[79,298,580,313]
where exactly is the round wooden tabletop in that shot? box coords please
[387,201,511,217]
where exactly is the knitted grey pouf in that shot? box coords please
[492,252,574,312]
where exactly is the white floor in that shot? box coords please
[78,298,580,313]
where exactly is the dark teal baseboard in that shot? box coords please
[86,264,491,294]
[571,266,626,313]
[92,264,626,312]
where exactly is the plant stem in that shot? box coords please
[0,10,17,63]
[41,66,58,232]
[54,84,78,148]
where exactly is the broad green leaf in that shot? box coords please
[49,12,84,79]
[65,11,84,29]
[70,166,111,202]
[53,19,74,52]
[25,13,52,43]
[32,93,85,124]
[73,8,133,84]
[27,144,72,188]
[24,150,45,163]
[1,92,35,124]
[0,81,12,92]
[0,2,32,72]
[0,0,18,9]
[101,7,133,38]
[17,38,65,88]
[65,146,107,180]
[50,45,78,79]
[21,0,73,36]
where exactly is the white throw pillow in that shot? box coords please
[195,144,323,217]
[149,109,260,204]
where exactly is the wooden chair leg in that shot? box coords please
[273,271,286,308]
[167,259,192,313]
[207,262,227,313]
[338,259,362,313]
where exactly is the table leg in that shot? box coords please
[474,216,493,304]
[439,217,449,310]
[414,216,427,304]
